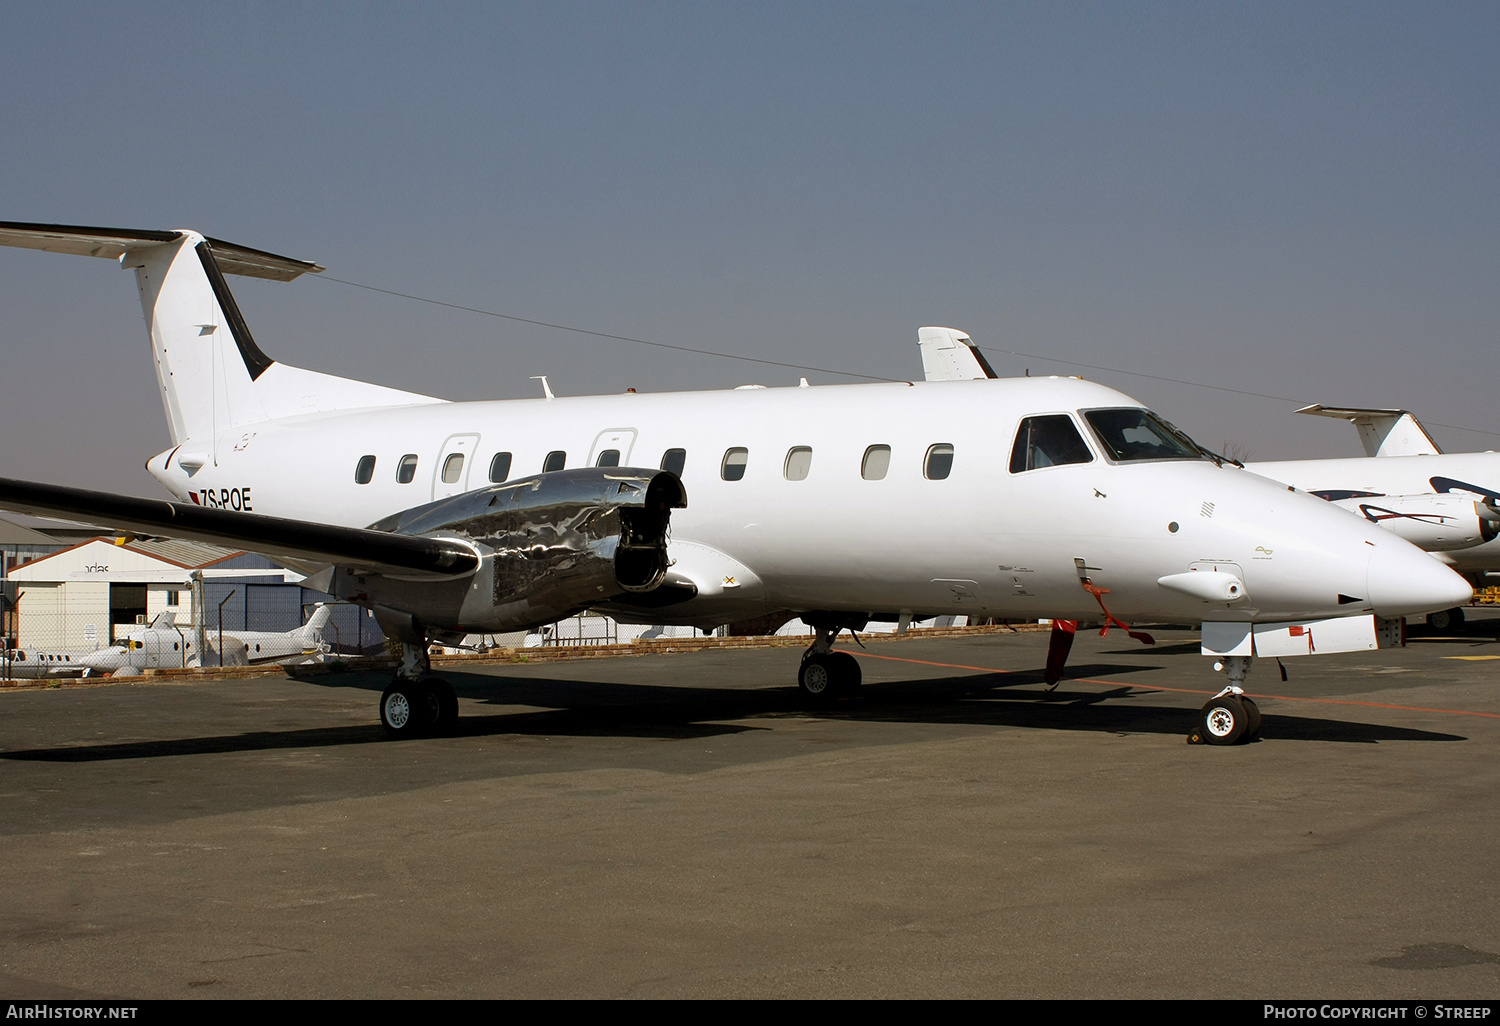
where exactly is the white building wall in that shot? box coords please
[13,581,110,651]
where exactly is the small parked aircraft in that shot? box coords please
[77,605,334,675]
[0,227,1472,745]
[0,647,90,680]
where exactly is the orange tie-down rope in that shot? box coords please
[1044,583,1155,687]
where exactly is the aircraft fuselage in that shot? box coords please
[146,375,1464,631]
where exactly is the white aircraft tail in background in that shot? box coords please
[1294,405,1444,458]
[916,326,998,382]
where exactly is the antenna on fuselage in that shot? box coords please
[530,375,555,400]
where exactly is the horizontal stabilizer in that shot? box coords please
[0,477,477,581]
[1296,404,1442,458]
[0,222,324,281]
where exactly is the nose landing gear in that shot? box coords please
[1190,656,1263,745]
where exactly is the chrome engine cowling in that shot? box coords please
[349,468,686,639]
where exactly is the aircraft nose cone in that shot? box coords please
[1366,542,1473,618]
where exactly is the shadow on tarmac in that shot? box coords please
[1,660,1465,763]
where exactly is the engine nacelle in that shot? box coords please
[1327,493,1499,552]
[353,468,686,639]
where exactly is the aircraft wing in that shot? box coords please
[0,478,477,580]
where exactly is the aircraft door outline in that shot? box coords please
[589,428,638,468]
[433,434,480,500]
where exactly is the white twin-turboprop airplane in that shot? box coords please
[0,224,1472,744]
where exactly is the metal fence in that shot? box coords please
[0,591,385,680]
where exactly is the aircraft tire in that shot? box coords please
[423,675,459,733]
[1198,694,1249,746]
[1427,607,1465,632]
[829,652,862,694]
[1240,695,1262,740]
[380,679,437,739]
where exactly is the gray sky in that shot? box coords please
[2,2,1497,496]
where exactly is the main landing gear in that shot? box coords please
[380,640,459,739]
[1427,606,1466,632]
[1189,655,1262,745]
[797,624,862,702]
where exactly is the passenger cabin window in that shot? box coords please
[721,447,749,481]
[488,452,512,483]
[543,451,566,473]
[441,453,465,484]
[783,446,812,481]
[1083,408,1202,462]
[661,448,687,477]
[397,454,418,484]
[1010,415,1094,473]
[355,455,376,485]
[924,444,954,480]
[861,445,891,481]
[596,449,621,467]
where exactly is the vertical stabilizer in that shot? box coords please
[918,326,999,381]
[293,603,333,647]
[126,231,271,443]
[0,221,446,450]
[1295,405,1444,457]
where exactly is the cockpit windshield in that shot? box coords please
[1082,408,1206,462]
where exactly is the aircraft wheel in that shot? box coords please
[1427,607,1465,631]
[423,674,459,733]
[1198,694,1249,746]
[380,678,436,739]
[798,654,838,702]
[1240,695,1262,740]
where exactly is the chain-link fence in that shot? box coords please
[0,581,386,680]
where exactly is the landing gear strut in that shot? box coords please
[380,640,459,738]
[797,624,861,702]
[1190,655,1262,746]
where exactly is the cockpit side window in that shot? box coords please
[1010,415,1094,473]
[1083,408,1202,462]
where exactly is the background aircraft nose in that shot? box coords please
[1366,542,1473,617]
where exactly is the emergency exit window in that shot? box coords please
[441,453,465,484]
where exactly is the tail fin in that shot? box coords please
[1295,405,1443,457]
[0,222,445,446]
[148,610,176,629]
[294,603,333,645]
[917,326,999,381]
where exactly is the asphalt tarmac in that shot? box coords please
[1,618,1498,999]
